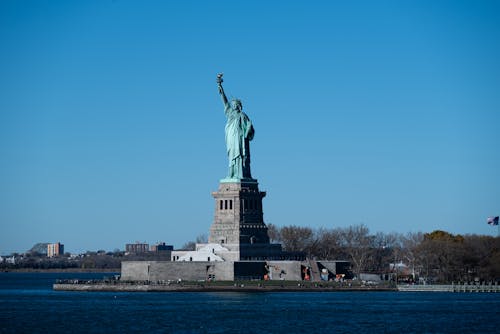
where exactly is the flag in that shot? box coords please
[487,216,499,226]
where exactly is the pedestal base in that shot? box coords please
[209,180,270,258]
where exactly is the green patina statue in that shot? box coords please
[217,73,254,181]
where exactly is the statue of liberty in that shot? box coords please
[217,73,254,180]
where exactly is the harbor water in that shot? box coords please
[1,272,499,333]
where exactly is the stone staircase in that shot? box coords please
[308,259,321,282]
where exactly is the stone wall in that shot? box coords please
[121,261,150,281]
[121,260,305,282]
[121,261,234,281]
[267,261,302,281]
[212,262,234,280]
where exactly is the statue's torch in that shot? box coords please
[217,73,224,93]
[217,73,223,85]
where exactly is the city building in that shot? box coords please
[125,242,149,254]
[150,242,173,253]
[47,242,64,257]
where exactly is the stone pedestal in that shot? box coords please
[209,179,277,260]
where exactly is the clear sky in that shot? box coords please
[1,0,499,254]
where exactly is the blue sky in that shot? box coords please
[1,0,499,254]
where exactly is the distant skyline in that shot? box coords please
[1,1,499,254]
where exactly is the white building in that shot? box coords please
[171,243,230,262]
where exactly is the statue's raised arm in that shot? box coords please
[217,73,229,107]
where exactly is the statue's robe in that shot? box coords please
[224,103,254,179]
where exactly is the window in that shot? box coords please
[220,200,223,210]
[230,200,233,210]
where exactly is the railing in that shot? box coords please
[398,283,500,292]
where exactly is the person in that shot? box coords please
[217,74,254,179]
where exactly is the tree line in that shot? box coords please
[267,224,500,283]
[3,225,498,283]
[0,250,171,271]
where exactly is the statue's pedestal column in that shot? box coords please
[209,179,273,260]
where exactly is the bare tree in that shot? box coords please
[180,241,196,251]
[400,232,423,281]
[415,230,465,283]
[279,225,315,254]
[339,224,373,279]
[368,232,400,274]
[266,224,281,244]
[195,234,208,243]
[315,227,343,260]
[181,234,208,251]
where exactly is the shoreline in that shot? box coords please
[53,282,500,293]
[53,282,396,293]
[2,268,120,273]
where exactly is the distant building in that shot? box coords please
[150,242,173,253]
[126,242,149,254]
[47,242,64,257]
